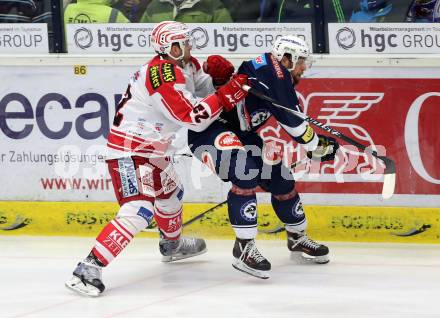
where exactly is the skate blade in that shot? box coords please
[232,259,270,279]
[65,276,102,297]
[290,252,330,264]
[161,248,208,263]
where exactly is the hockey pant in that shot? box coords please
[91,156,184,266]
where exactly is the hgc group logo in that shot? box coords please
[190,27,209,50]
[336,27,356,50]
[74,27,93,50]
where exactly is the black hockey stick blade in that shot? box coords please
[182,200,227,227]
[242,84,396,199]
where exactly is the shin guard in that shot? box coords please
[92,219,134,266]
[271,189,307,232]
[228,185,258,239]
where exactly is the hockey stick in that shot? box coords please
[242,84,396,199]
[142,154,308,233]
[182,200,227,226]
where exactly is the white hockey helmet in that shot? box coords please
[271,35,310,66]
[151,21,191,59]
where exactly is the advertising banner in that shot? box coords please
[329,23,440,54]
[65,23,313,54]
[290,78,440,197]
[0,65,439,206]
[0,24,49,54]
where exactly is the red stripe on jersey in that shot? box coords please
[190,56,201,71]
[110,129,146,143]
[107,129,171,155]
[144,57,222,126]
[159,91,195,124]
[200,94,222,117]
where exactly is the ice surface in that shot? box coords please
[1,237,439,318]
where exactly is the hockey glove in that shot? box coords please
[216,74,248,112]
[203,55,235,87]
[307,134,339,162]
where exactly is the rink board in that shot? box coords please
[0,201,439,243]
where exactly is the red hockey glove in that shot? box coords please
[307,134,340,162]
[216,74,248,112]
[203,55,235,87]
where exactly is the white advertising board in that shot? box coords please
[0,60,439,207]
[66,23,313,54]
[329,23,440,54]
[0,64,228,202]
[0,24,49,54]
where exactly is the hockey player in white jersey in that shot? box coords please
[65,20,248,297]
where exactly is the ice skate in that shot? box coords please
[232,238,271,279]
[65,260,105,297]
[159,236,207,262]
[287,231,329,264]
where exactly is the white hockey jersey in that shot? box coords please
[107,56,217,159]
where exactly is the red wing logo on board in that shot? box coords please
[296,91,386,180]
[290,78,440,195]
[256,91,388,181]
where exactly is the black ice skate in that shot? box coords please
[232,238,271,279]
[287,231,329,264]
[65,260,105,297]
[159,236,207,262]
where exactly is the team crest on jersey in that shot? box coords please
[214,132,244,150]
[292,199,304,218]
[161,63,176,83]
[148,65,162,89]
[251,110,270,127]
[240,199,257,222]
[252,54,267,69]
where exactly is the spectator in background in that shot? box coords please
[0,0,54,50]
[260,0,315,22]
[33,0,51,25]
[33,0,53,50]
[221,0,260,22]
[350,0,393,22]
[0,0,36,22]
[406,0,440,22]
[64,0,129,24]
[113,0,150,22]
[140,0,232,23]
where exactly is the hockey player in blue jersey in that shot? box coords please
[188,36,339,279]
[406,0,440,22]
